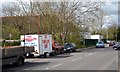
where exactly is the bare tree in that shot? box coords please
[2,0,107,46]
[2,2,21,16]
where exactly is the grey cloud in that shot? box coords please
[102,2,118,15]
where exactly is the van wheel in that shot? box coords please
[25,52,30,58]
[44,53,50,58]
[52,52,56,56]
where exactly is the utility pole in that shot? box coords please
[29,0,33,34]
[29,0,41,34]
[37,15,40,34]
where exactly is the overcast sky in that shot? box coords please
[0,0,119,24]
[102,0,119,24]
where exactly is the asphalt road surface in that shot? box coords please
[2,47,118,71]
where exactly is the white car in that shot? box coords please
[96,41,105,48]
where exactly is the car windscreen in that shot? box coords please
[64,44,73,47]
[115,42,120,45]
[54,42,60,46]
[97,42,103,44]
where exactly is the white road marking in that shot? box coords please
[25,58,41,62]
[85,53,94,57]
[45,68,49,70]
[88,53,93,56]
[85,55,88,56]
[94,52,97,53]
[71,57,82,62]
[52,64,63,68]
[71,53,82,55]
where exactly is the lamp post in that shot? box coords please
[116,23,118,42]
[107,28,109,42]
[9,34,12,40]
[104,16,112,42]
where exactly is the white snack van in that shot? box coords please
[20,34,52,57]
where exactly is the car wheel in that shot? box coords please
[70,49,72,53]
[113,48,117,50]
[44,52,50,58]
[73,49,76,52]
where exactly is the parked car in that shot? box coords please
[109,42,113,46]
[52,40,64,55]
[63,43,76,52]
[109,41,116,46]
[96,41,105,48]
[113,42,120,50]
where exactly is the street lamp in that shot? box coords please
[116,23,118,42]
[102,16,112,42]
[103,24,111,42]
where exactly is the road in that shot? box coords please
[2,47,118,71]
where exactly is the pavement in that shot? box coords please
[2,47,118,71]
[76,46,96,52]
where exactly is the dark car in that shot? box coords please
[109,41,116,46]
[96,41,105,48]
[113,42,120,50]
[63,43,76,52]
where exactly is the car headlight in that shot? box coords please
[67,47,70,49]
[64,49,66,51]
